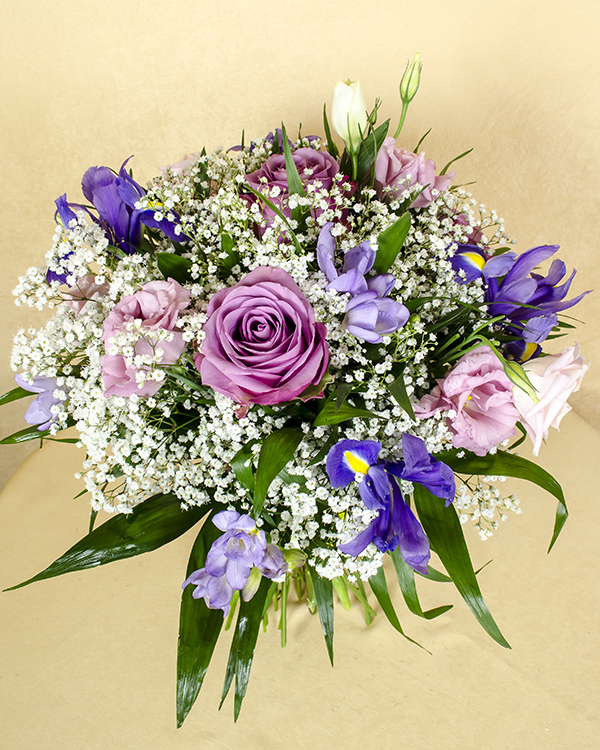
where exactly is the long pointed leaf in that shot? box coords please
[219,577,270,721]
[0,385,31,407]
[368,566,426,650]
[387,367,415,420]
[313,401,380,427]
[413,485,510,648]
[356,119,390,185]
[307,565,334,665]
[5,493,209,590]
[253,427,303,516]
[372,212,411,274]
[176,514,224,727]
[390,548,452,620]
[0,424,49,444]
[441,449,567,551]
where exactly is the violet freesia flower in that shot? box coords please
[316,223,409,343]
[486,245,591,346]
[182,511,288,616]
[14,374,65,431]
[326,436,455,574]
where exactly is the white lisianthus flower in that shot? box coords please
[331,80,368,155]
[512,344,590,456]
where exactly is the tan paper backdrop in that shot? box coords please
[1,1,599,748]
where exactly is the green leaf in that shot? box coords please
[390,548,453,619]
[440,147,473,176]
[387,367,415,420]
[176,514,224,727]
[0,424,49,445]
[218,231,240,279]
[281,124,306,198]
[322,104,339,159]
[313,401,380,427]
[368,566,425,649]
[253,427,304,516]
[244,184,303,254]
[0,386,31,407]
[441,449,567,551]
[307,565,334,665]
[413,485,510,648]
[230,439,258,493]
[5,493,209,591]
[356,119,390,185]
[335,382,353,411]
[220,577,271,721]
[156,253,193,284]
[417,565,452,583]
[372,212,411,274]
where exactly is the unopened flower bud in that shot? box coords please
[399,53,422,104]
[331,80,368,155]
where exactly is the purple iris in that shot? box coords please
[182,511,287,616]
[326,435,455,575]
[54,157,188,260]
[450,244,516,284]
[317,223,409,343]
[485,245,590,346]
[14,374,64,431]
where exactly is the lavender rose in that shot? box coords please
[245,148,341,232]
[101,278,190,398]
[194,267,329,415]
[374,136,454,208]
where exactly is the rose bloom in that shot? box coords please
[415,346,519,456]
[101,278,190,398]
[194,266,329,416]
[245,148,341,232]
[512,344,589,456]
[374,136,454,208]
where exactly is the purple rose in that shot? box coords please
[194,267,330,415]
[374,136,454,208]
[101,278,191,398]
[245,148,341,232]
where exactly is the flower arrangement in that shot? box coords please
[2,56,590,724]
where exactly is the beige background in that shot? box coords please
[1,1,599,748]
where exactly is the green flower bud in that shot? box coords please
[399,53,422,105]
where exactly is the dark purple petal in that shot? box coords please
[338,523,376,556]
[326,439,382,488]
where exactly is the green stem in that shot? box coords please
[279,577,289,648]
[393,101,409,139]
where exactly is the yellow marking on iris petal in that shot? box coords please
[344,450,370,475]
[522,342,538,362]
[463,251,486,270]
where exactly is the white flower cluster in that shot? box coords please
[10,135,519,581]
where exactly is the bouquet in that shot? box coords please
[2,57,590,724]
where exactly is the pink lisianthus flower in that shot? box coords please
[415,346,519,456]
[62,275,109,314]
[512,344,590,456]
[157,152,202,176]
[194,266,329,417]
[374,136,454,208]
[101,278,191,398]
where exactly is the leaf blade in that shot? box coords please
[253,427,303,516]
[176,514,224,727]
[413,484,510,648]
[372,212,411,274]
[5,493,208,590]
[441,449,567,551]
[307,565,334,665]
